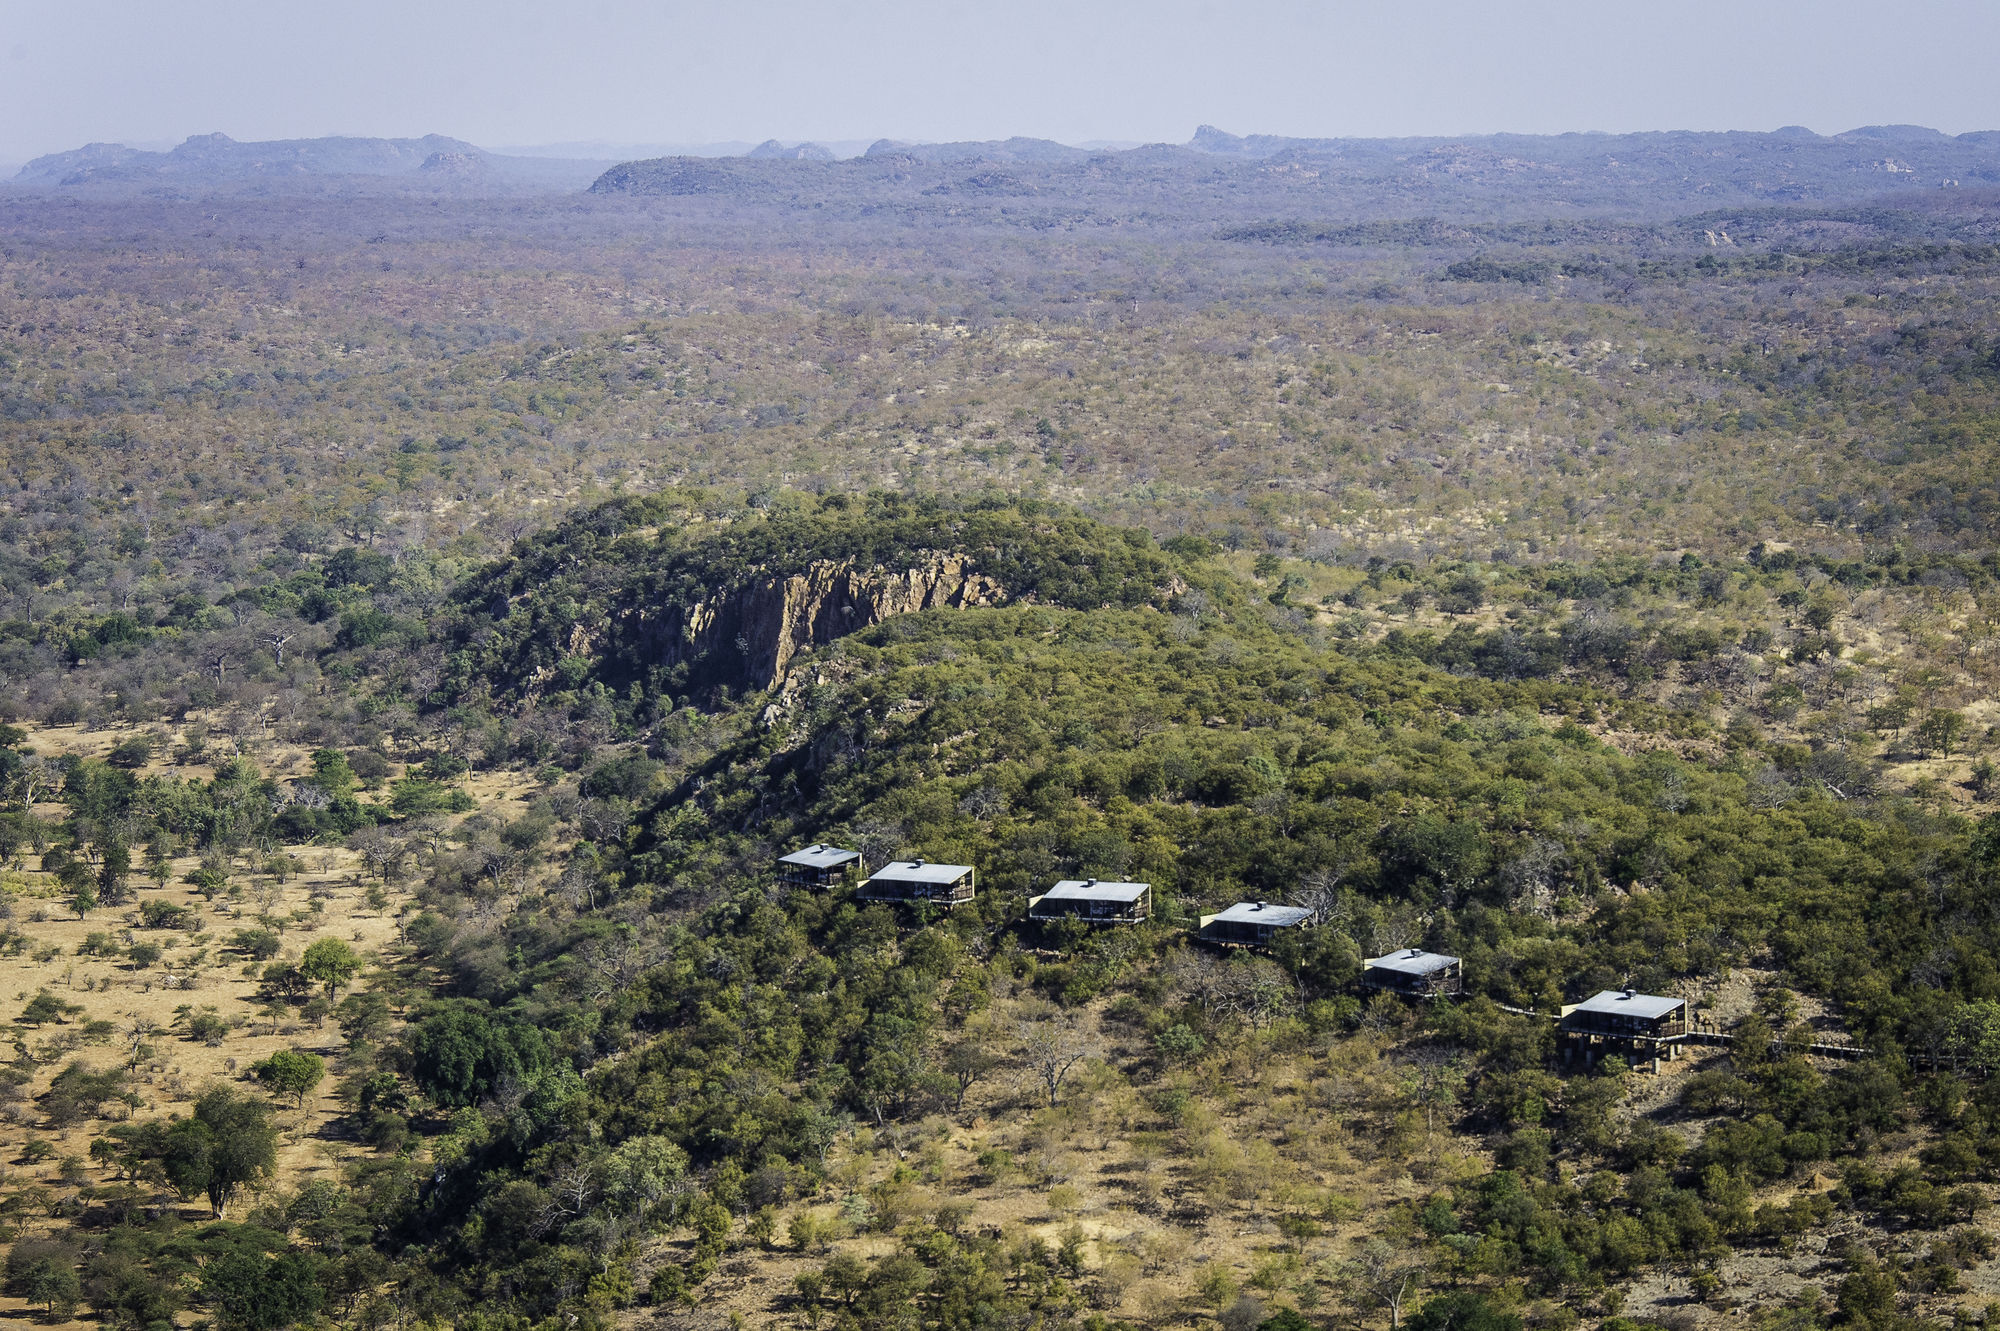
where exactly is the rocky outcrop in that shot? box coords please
[641,554,1006,691]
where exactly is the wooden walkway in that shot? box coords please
[1683,1029,1873,1060]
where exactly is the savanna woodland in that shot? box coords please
[0,124,1998,1331]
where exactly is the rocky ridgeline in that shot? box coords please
[639,553,1005,691]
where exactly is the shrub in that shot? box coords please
[140,899,194,929]
[229,928,282,961]
[183,1009,231,1044]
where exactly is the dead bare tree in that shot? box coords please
[1240,962,1295,1032]
[18,756,59,810]
[535,1160,599,1236]
[347,826,407,881]
[1162,949,1235,1019]
[574,930,667,1000]
[1018,1009,1096,1107]
[405,815,452,860]
[1292,864,1349,926]
[1397,1044,1469,1143]
[1347,1238,1426,1330]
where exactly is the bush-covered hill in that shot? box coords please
[440,493,1184,705]
[3,494,2000,1327]
[295,496,1995,1325]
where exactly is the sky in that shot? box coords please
[4,0,1999,163]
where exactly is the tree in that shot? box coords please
[97,838,132,903]
[229,927,283,961]
[298,937,362,998]
[202,1245,324,1331]
[146,838,174,888]
[1399,1044,1470,1143]
[1349,1238,1426,1330]
[943,1034,998,1110]
[1917,708,1968,758]
[1405,1292,1523,1331]
[1436,574,1486,617]
[794,1107,849,1167]
[405,813,453,859]
[1018,1009,1096,1107]
[20,990,81,1025]
[160,1085,279,1217]
[335,990,392,1044]
[405,1002,548,1107]
[56,857,95,913]
[599,1134,692,1225]
[306,749,357,800]
[4,1238,81,1320]
[346,826,405,881]
[253,1049,326,1107]
[123,1015,160,1068]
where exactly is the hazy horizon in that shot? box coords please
[11,119,1997,172]
[5,0,1998,165]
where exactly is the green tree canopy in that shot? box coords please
[298,937,362,998]
[159,1086,279,1218]
[252,1049,326,1108]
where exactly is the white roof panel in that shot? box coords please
[1365,949,1461,975]
[779,844,863,869]
[1042,880,1149,903]
[1211,901,1313,928]
[1570,989,1684,1020]
[867,860,974,885]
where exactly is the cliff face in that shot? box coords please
[639,554,1006,691]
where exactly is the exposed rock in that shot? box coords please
[420,151,487,176]
[745,139,835,161]
[639,553,1006,691]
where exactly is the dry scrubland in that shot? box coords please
[1,136,1999,1331]
[0,724,1984,1331]
[0,722,538,1326]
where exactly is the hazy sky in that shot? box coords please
[4,0,1998,161]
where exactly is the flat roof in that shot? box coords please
[1041,879,1149,903]
[866,860,974,885]
[779,844,863,869]
[1569,989,1684,1021]
[1210,901,1314,928]
[1364,949,1461,976]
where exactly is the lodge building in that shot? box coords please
[776,844,864,887]
[1362,948,1465,997]
[1028,879,1151,924]
[1559,988,1689,1065]
[1197,900,1317,947]
[859,858,977,907]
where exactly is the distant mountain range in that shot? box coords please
[585,124,2000,221]
[8,132,610,191]
[9,126,1997,214]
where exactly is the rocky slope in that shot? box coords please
[446,496,1187,708]
[632,552,1006,691]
